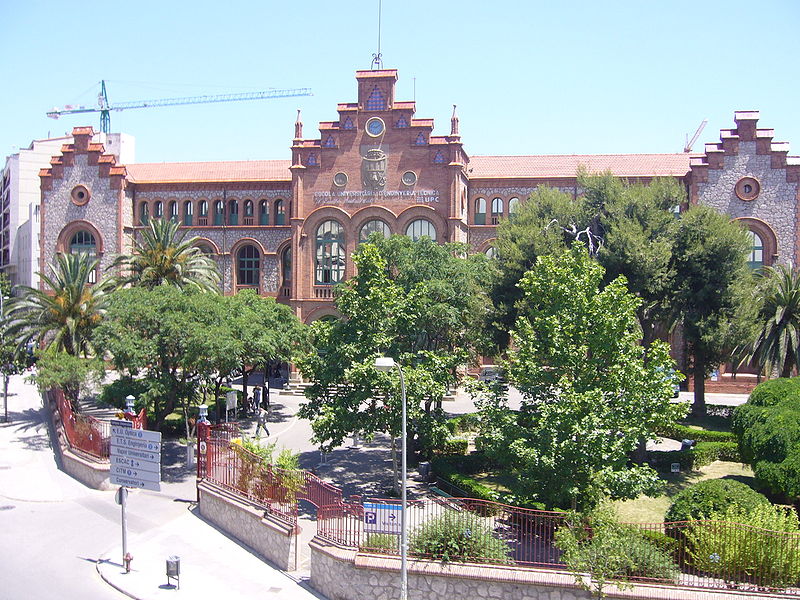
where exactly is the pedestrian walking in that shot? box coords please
[255,404,270,438]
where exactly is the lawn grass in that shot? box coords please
[611,461,757,523]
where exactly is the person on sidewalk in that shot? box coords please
[255,403,270,438]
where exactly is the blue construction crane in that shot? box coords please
[47,80,313,133]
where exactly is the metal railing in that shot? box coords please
[201,428,344,526]
[317,496,800,596]
[52,388,111,460]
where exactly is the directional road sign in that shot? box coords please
[363,502,402,534]
[109,420,162,492]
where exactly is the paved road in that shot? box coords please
[0,374,323,600]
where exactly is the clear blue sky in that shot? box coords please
[2,1,798,164]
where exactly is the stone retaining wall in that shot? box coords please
[45,391,111,490]
[197,480,297,571]
[309,538,591,600]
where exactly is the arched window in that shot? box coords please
[168,201,178,222]
[199,200,208,217]
[139,202,149,226]
[748,230,764,270]
[213,201,224,225]
[275,199,286,225]
[259,200,269,225]
[485,246,498,259]
[281,247,292,287]
[237,245,260,288]
[70,230,97,283]
[183,201,193,226]
[406,219,436,241]
[508,197,520,221]
[359,219,390,243]
[228,200,238,226]
[491,198,504,224]
[244,200,254,217]
[315,220,345,285]
[154,201,163,219]
[475,198,486,225]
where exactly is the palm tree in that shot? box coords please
[4,252,110,357]
[744,265,800,378]
[109,218,221,292]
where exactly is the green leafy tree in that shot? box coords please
[5,253,111,356]
[93,286,218,430]
[30,350,105,409]
[740,265,800,378]
[222,290,309,405]
[489,186,584,349]
[298,242,470,490]
[586,172,685,347]
[478,248,685,510]
[108,218,221,292]
[670,206,757,416]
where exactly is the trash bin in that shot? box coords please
[166,555,180,589]
[419,461,431,481]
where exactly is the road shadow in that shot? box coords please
[160,439,198,483]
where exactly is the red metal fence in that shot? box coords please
[317,497,800,596]
[51,388,149,461]
[199,424,344,526]
[52,388,111,460]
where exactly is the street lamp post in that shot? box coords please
[374,356,407,600]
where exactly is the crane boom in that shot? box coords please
[47,81,313,133]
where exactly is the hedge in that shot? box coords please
[655,422,736,443]
[645,441,741,472]
[664,478,768,523]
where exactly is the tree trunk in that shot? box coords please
[633,436,647,465]
[242,361,249,411]
[692,366,706,417]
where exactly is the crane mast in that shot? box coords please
[47,80,313,133]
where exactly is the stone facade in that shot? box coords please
[197,480,297,571]
[38,75,800,329]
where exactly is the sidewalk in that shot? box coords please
[96,509,324,600]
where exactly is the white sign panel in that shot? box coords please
[363,502,402,534]
[111,455,160,473]
[111,425,162,443]
[110,473,161,492]
[109,421,162,492]
[110,465,161,483]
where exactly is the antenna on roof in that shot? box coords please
[371,0,383,69]
[684,119,708,153]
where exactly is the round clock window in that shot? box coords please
[402,171,417,186]
[366,117,385,137]
[333,172,348,187]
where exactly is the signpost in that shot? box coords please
[363,502,402,535]
[109,419,162,570]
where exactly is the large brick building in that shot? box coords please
[39,68,800,328]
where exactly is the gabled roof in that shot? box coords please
[468,154,694,179]
[126,160,291,183]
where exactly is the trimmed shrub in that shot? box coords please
[732,376,800,498]
[665,479,769,523]
[645,441,741,473]
[656,422,736,443]
[362,533,398,553]
[409,509,510,563]
[555,508,679,598]
[436,437,468,456]
[685,503,800,590]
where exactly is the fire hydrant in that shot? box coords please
[124,553,133,573]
